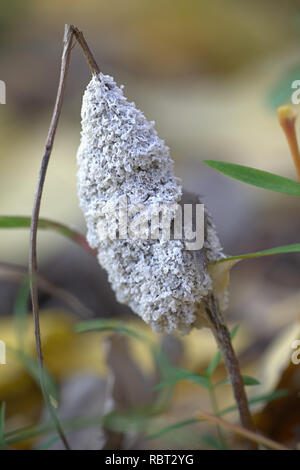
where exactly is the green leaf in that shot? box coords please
[216,375,260,388]
[146,418,198,440]
[0,402,7,449]
[201,434,225,450]
[230,325,239,341]
[217,243,300,263]
[35,435,62,450]
[7,347,59,403]
[5,415,104,446]
[203,160,300,197]
[75,319,147,342]
[0,216,94,255]
[205,325,239,378]
[103,407,154,434]
[205,351,221,379]
[0,216,74,237]
[153,368,210,391]
[242,376,261,386]
[218,389,288,416]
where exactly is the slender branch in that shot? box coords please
[29,24,74,451]
[205,294,257,449]
[0,262,93,319]
[29,24,100,450]
[71,25,100,76]
[196,410,289,451]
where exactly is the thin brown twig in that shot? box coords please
[71,25,100,76]
[196,409,289,451]
[205,294,258,450]
[0,262,93,319]
[29,23,100,450]
[29,24,75,451]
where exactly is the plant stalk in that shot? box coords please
[29,23,101,450]
[205,294,257,449]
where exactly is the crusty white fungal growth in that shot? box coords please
[77,72,227,334]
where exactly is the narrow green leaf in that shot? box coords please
[5,415,104,446]
[218,389,288,416]
[205,325,239,378]
[203,160,300,197]
[201,434,225,450]
[153,369,210,391]
[146,418,198,440]
[0,402,7,449]
[215,375,260,388]
[216,244,300,263]
[0,216,95,255]
[0,216,74,237]
[103,407,155,433]
[242,376,261,386]
[75,319,146,342]
[205,352,221,378]
[7,347,59,403]
[35,435,62,450]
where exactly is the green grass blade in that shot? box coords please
[0,216,73,236]
[215,375,260,388]
[35,435,62,450]
[217,244,300,263]
[153,368,210,391]
[201,434,226,450]
[5,415,104,446]
[7,347,59,403]
[0,216,95,255]
[204,160,300,196]
[240,376,260,386]
[205,351,221,379]
[0,402,8,449]
[146,418,198,440]
[218,389,288,416]
[75,319,147,342]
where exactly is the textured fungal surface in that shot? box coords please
[77,72,227,334]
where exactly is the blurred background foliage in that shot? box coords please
[0,0,300,449]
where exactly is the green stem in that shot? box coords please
[208,381,227,449]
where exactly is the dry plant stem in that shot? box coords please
[0,262,93,319]
[71,26,100,76]
[29,24,74,451]
[205,294,257,450]
[29,24,100,450]
[196,410,289,451]
[278,106,300,182]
